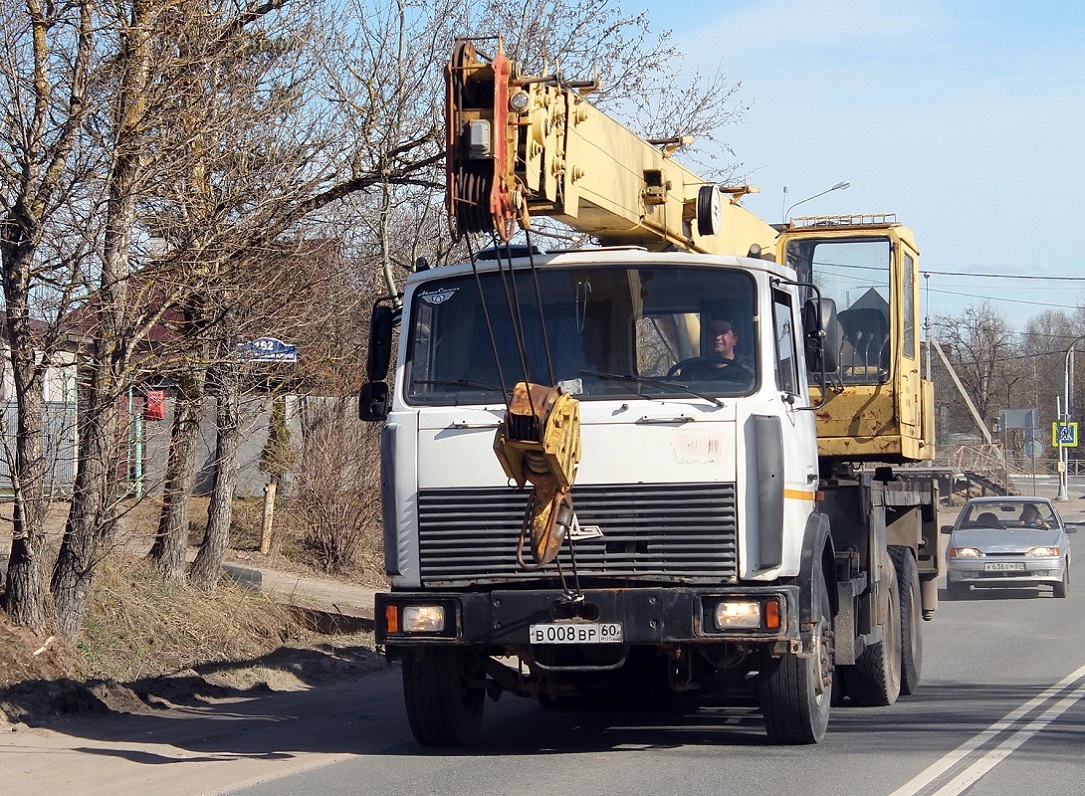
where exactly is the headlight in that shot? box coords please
[1027,546,1062,557]
[714,601,761,629]
[401,605,447,633]
[948,547,983,558]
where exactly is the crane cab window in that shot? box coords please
[785,237,891,385]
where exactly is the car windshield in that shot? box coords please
[958,501,1058,530]
[404,263,760,406]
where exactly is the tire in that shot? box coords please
[759,572,834,744]
[889,545,923,696]
[402,647,485,746]
[1053,565,1069,599]
[842,551,901,707]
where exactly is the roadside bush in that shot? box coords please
[292,398,382,574]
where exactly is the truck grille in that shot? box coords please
[417,483,738,585]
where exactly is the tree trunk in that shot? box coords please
[148,362,207,582]
[50,1,154,639]
[51,369,126,639]
[1,2,94,629]
[2,346,50,630]
[189,356,240,590]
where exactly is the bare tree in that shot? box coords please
[4,0,756,632]
[468,0,749,178]
[936,303,1024,432]
[0,0,97,630]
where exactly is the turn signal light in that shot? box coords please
[385,604,398,634]
[765,598,781,630]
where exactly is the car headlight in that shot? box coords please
[1027,546,1062,557]
[948,547,983,558]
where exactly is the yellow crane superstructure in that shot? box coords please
[445,39,934,466]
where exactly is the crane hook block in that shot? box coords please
[494,382,582,567]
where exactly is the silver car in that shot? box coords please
[943,497,1071,598]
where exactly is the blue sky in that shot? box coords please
[631,0,1085,330]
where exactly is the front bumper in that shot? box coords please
[376,586,802,649]
[947,557,1065,586]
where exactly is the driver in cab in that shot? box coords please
[670,318,752,383]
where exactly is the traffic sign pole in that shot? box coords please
[1057,399,1069,501]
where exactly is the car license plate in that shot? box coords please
[529,622,624,644]
[984,562,1026,572]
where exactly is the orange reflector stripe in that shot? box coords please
[765,599,780,630]
[385,604,399,634]
[783,489,817,501]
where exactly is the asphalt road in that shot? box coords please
[4,495,1082,796]
[226,569,1085,796]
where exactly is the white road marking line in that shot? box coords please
[888,662,1085,796]
[930,682,1085,795]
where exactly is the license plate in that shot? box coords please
[529,622,624,645]
[984,562,1026,572]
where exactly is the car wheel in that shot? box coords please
[1053,565,1069,599]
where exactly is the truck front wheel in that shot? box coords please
[402,646,485,746]
[759,573,834,744]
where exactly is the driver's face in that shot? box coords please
[709,323,736,359]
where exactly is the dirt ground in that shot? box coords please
[0,497,386,730]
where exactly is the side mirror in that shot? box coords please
[802,297,841,374]
[940,524,955,535]
[359,381,389,421]
[367,304,396,382]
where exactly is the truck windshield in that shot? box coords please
[405,264,758,405]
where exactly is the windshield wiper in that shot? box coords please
[580,370,722,407]
[411,379,507,393]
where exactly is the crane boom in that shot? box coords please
[445,40,777,257]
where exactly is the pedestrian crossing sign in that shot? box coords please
[1052,421,1078,447]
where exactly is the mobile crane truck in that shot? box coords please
[361,40,940,746]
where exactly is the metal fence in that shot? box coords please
[0,402,79,497]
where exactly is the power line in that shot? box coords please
[923,268,1085,282]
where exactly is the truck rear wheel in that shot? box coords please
[890,545,923,696]
[402,647,485,746]
[759,573,834,744]
[842,551,901,707]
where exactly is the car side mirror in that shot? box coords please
[359,381,389,421]
[940,524,954,535]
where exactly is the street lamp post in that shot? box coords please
[784,180,850,221]
[1056,334,1085,501]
